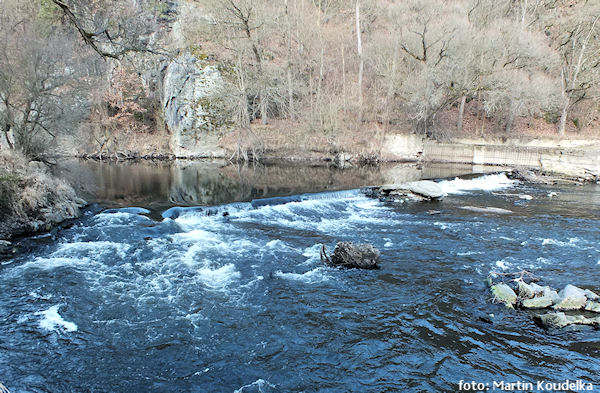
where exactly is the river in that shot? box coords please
[1,160,599,392]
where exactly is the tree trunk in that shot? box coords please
[457,95,466,132]
[505,99,519,133]
[558,97,569,136]
[355,0,363,125]
[260,94,268,125]
[341,43,346,112]
[385,36,399,129]
[285,0,294,120]
[3,124,14,150]
[235,54,250,128]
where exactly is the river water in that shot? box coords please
[1,161,599,392]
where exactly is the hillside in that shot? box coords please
[1,0,600,161]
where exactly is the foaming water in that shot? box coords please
[1,173,600,392]
[439,172,516,194]
[36,305,78,333]
[273,266,332,284]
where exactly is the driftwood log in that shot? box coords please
[321,242,380,269]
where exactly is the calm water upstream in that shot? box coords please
[1,160,600,392]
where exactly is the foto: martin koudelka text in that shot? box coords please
[459,379,594,391]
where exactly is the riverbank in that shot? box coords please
[0,151,86,244]
[71,127,600,182]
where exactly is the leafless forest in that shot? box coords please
[1,0,600,158]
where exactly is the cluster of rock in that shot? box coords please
[80,152,176,161]
[490,277,600,329]
[362,180,444,202]
[321,242,380,269]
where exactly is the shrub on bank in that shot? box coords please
[0,150,86,240]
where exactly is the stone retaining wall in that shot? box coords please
[383,134,600,179]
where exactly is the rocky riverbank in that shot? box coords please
[0,151,86,250]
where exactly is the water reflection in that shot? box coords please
[54,159,505,209]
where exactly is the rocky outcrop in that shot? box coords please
[321,242,380,269]
[487,272,600,329]
[364,180,444,202]
[163,52,228,158]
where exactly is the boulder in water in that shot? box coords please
[490,283,517,308]
[585,301,600,313]
[517,280,535,299]
[534,312,600,329]
[380,180,444,201]
[584,289,600,301]
[522,296,554,309]
[553,284,587,310]
[0,240,13,259]
[321,242,380,269]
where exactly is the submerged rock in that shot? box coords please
[553,284,587,311]
[0,240,13,258]
[584,289,600,301]
[491,283,517,308]
[535,312,600,329]
[585,301,600,313]
[460,206,513,214]
[403,180,444,199]
[522,296,554,309]
[371,180,444,202]
[517,281,535,299]
[322,242,380,269]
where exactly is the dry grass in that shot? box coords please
[0,150,84,239]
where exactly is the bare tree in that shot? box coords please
[551,6,600,135]
[356,0,364,124]
[48,0,165,59]
[0,0,90,157]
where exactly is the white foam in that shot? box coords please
[540,237,581,248]
[434,222,449,230]
[439,173,516,195]
[36,305,78,332]
[536,257,550,264]
[499,236,516,242]
[274,267,330,284]
[301,244,323,265]
[93,211,151,226]
[495,260,510,270]
[234,379,276,393]
[197,263,241,290]
[457,251,483,256]
[20,256,93,271]
[176,229,220,242]
[265,239,286,249]
[17,315,29,324]
[55,241,131,259]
